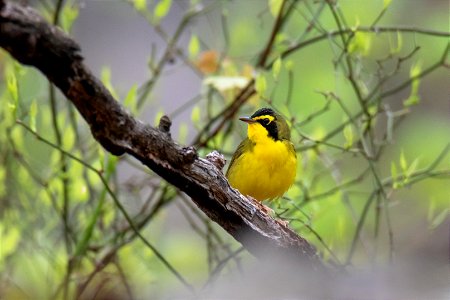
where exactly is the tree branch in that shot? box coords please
[0,1,325,270]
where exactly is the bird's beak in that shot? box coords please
[239,117,256,124]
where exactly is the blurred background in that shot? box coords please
[0,0,449,299]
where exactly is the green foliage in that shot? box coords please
[124,84,138,114]
[133,0,147,13]
[272,56,282,79]
[254,72,267,97]
[191,105,201,125]
[60,2,79,32]
[269,0,283,17]
[403,61,422,106]
[342,123,354,149]
[348,32,372,56]
[153,0,172,24]
[101,67,118,99]
[188,34,201,59]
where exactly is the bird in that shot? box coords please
[226,107,297,202]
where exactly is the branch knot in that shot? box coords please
[181,146,197,164]
[206,150,226,170]
[158,115,172,137]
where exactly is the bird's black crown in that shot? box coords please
[251,107,276,119]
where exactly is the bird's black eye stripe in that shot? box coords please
[261,118,270,125]
[257,118,279,140]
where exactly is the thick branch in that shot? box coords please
[0,1,324,270]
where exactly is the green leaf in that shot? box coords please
[403,61,422,107]
[429,208,448,230]
[389,31,402,54]
[188,34,200,58]
[133,0,147,12]
[383,0,393,9]
[29,99,38,131]
[269,0,283,17]
[285,60,294,71]
[178,123,188,144]
[101,67,118,99]
[97,147,106,171]
[154,109,165,126]
[255,73,267,96]
[390,162,399,189]
[427,197,436,222]
[0,224,20,260]
[124,84,138,114]
[154,0,172,23]
[406,157,420,178]
[191,105,201,124]
[61,3,79,32]
[272,56,282,79]
[6,68,18,104]
[399,150,407,173]
[0,167,5,198]
[348,32,371,56]
[343,124,354,148]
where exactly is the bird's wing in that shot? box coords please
[225,138,253,177]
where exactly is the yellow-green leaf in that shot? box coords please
[383,0,393,9]
[272,56,282,79]
[133,0,147,12]
[399,150,407,173]
[389,31,402,54]
[404,61,422,107]
[154,0,172,23]
[61,3,79,32]
[285,60,294,71]
[29,99,38,131]
[178,123,188,144]
[101,67,118,99]
[406,157,419,178]
[0,167,5,198]
[348,32,371,56]
[191,105,201,124]
[6,69,18,103]
[188,34,200,58]
[343,124,354,148]
[124,84,138,114]
[269,0,283,17]
[0,224,20,259]
[391,162,399,189]
[429,208,448,230]
[255,73,267,96]
[154,109,165,126]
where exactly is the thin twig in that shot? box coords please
[16,121,195,294]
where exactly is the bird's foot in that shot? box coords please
[247,196,274,215]
[276,218,289,227]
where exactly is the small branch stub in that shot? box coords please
[182,146,198,164]
[158,115,172,136]
[206,150,226,170]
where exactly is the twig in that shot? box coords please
[16,121,195,294]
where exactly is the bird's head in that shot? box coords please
[239,107,291,143]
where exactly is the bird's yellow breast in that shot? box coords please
[227,132,297,201]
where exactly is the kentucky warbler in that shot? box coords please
[226,108,297,201]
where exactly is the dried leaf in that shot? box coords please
[196,50,219,74]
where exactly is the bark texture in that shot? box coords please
[0,1,324,270]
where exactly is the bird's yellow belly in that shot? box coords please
[227,141,297,201]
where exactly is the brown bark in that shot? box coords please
[0,1,325,270]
